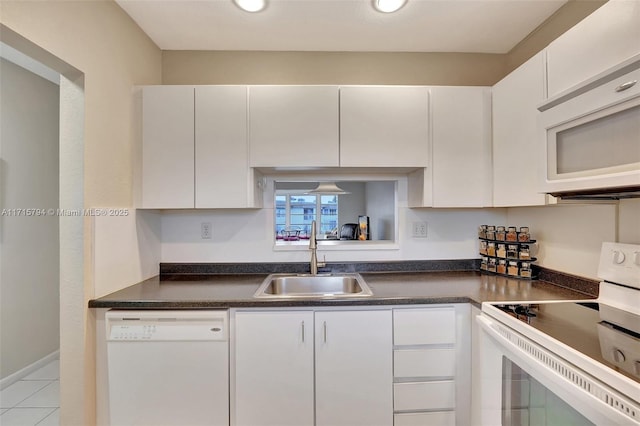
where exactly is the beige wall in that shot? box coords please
[0,58,60,379]
[162,51,507,85]
[1,0,162,207]
[505,0,607,74]
[162,1,605,86]
[0,1,161,424]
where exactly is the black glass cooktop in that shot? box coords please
[493,301,640,384]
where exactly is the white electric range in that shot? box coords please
[477,242,640,425]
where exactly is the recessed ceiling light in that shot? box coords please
[233,0,267,13]
[372,0,407,13]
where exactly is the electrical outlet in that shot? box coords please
[412,221,428,238]
[201,222,212,239]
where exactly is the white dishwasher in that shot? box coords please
[106,310,229,426]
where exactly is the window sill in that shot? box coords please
[273,240,399,251]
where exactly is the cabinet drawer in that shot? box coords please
[394,348,455,378]
[394,411,455,426]
[394,381,455,411]
[393,308,456,345]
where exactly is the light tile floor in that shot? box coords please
[0,359,59,426]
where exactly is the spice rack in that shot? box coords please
[478,225,537,280]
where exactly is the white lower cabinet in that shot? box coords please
[393,305,470,426]
[233,310,314,426]
[232,309,393,426]
[394,381,456,411]
[315,310,393,426]
[394,348,456,378]
[394,411,456,426]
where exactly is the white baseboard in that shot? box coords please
[0,350,59,390]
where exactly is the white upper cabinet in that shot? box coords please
[339,86,429,167]
[492,52,549,207]
[195,86,262,208]
[248,86,339,167]
[139,85,262,209]
[140,86,195,209]
[429,86,492,207]
[546,0,640,98]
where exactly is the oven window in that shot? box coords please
[502,357,594,426]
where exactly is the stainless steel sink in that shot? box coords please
[253,273,373,298]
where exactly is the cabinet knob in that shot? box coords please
[613,348,626,363]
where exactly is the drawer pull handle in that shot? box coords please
[615,80,637,92]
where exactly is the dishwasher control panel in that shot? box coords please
[106,310,228,341]
[109,324,157,341]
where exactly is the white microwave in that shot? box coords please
[538,57,640,197]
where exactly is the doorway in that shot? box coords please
[0,26,85,426]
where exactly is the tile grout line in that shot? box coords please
[16,381,59,409]
[0,361,60,425]
[35,407,59,425]
[0,381,52,410]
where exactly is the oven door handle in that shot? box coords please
[476,314,640,425]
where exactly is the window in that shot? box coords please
[275,193,338,239]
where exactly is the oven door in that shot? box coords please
[476,314,639,426]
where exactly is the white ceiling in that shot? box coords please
[116,0,568,53]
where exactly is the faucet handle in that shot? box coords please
[318,255,327,268]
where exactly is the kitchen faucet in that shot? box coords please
[309,220,326,275]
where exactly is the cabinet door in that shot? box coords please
[340,86,429,167]
[248,86,339,167]
[195,86,261,208]
[395,412,455,426]
[492,52,548,207]
[546,0,640,98]
[315,310,393,426]
[141,86,194,208]
[431,86,492,207]
[234,311,314,426]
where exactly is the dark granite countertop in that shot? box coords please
[88,270,595,309]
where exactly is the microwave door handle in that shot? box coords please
[615,80,637,92]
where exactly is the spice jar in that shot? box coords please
[520,262,532,278]
[488,257,497,272]
[478,225,487,239]
[497,259,507,274]
[486,225,496,240]
[507,244,518,259]
[496,226,506,241]
[518,227,530,242]
[519,245,531,260]
[496,243,506,258]
[479,240,488,255]
[487,242,496,257]
[508,261,519,276]
[506,226,518,242]
[480,256,488,271]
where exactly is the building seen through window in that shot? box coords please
[275,194,338,239]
